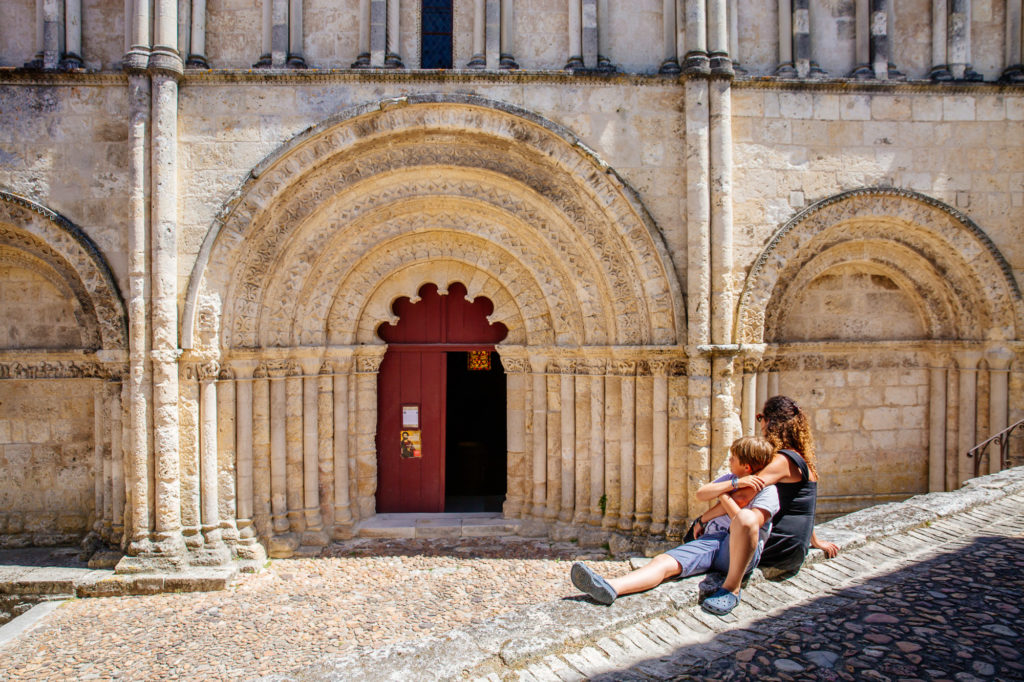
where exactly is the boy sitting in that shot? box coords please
[570,435,779,616]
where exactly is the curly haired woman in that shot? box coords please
[689,395,839,602]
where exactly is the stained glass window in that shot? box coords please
[467,350,492,371]
[422,0,453,69]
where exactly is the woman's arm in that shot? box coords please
[695,476,740,502]
[810,530,839,558]
[735,452,796,490]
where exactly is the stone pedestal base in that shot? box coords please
[189,543,232,567]
[267,532,301,558]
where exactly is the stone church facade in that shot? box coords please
[0,0,1021,569]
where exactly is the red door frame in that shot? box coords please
[375,284,507,513]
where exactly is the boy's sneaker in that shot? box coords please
[570,562,617,605]
[698,572,726,603]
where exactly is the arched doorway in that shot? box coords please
[376,282,508,512]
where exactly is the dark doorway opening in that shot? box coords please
[445,351,506,512]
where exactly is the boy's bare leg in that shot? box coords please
[721,508,760,593]
[607,554,682,597]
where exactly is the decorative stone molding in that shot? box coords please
[0,359,120,379]
[184,95,684,352]
[737,188,1023,345]
[0,192,127,351]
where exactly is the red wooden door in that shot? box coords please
[376,283,507,513]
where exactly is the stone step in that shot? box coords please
[355,513,521,539]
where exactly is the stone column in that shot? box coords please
[232,359,261,552]
[123,73,151,552]
[650,359,669,535]
[268,363,290,535]
[617,360,636,531]
[581,0,597,68]
[955,349,982,485]
[573,362,590,526]
[62,0,83,68]
[775,0,796,76]
[186,0,209,67]
[352,0,371,66]
[500,352,530,519]
[299,358,326,545]
[928,366,947,491]
[317,362,334,532]
[93,384,108,537]
[370,0,386,67]
[602,368,621,530]
[179,364,202,551]
[1003,0,1024,81]
[558,361,575,524]
[198,362,229,564]
[39,0,64,69]
[682,0,708,73]
[792,0,811,77]
[271,0,288,66]
[544,364,561,522]
[353,351,384,519]
[486,0,501,68]
[756,368,768,412]
[728,0,743,73]
[216,367,238,546]
[530,354,548,520]
[566,0,583,69]
[707,0,731,75]
[667,360,688,536]
[148,0,185,564]
[660,0,680,74]
[111,382,125,544]
[870,0,889,79]
[469,0,486,67]
[634,363,653,534]
[500,0,518,68]
[255,0,272,65]
[385,0,403,67]
[287,0,305,66]
[987,347,1014,474]
[709,77,734,347]
[741,359,758,436]
[588,360,606,527]
[330,353,354,536]
[767,370,780,398]
[284,369,305,536]
[252,364,272,538]
[852,0,871,77]
[929,0,951,79]
[948,0,980,80]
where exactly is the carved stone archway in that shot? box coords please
[0,191,128,548]
[183,96,687,556]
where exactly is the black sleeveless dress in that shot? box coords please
[759,449,817,572]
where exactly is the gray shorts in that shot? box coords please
[664,531,764,579]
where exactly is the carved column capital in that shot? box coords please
[954,348,984,370]
[986,345,1014,371]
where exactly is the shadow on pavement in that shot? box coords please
[592,535,1024,681]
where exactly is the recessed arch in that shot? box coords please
[0,191,127,351]
[737,188,1022,345]
[183,94,684,352]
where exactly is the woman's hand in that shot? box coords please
[736,475,766,492]
[811,532,839,558]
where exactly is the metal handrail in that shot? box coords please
[966,418,1024,479]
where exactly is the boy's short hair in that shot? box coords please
[731,436,776,471]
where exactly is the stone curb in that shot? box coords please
[277,466,1024,681]
[0,600,64,651]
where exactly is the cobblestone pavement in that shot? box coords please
[0,538,628,680]
[524,502,1024,682]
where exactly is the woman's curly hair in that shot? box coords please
[761,395,817,478]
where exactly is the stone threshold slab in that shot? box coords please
[355,513,522,539]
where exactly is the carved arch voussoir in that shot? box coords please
[0,191,127,350]
[185,95,683,351]
[738,188,1022,345]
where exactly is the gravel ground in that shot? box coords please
[0,538,630,681]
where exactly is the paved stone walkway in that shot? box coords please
[1,469,1022,681]
[580,506,1024,681]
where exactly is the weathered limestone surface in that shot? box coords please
[0,2,1021,567]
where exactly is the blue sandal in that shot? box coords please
[701,587,740,615]
[571,562,617,605]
